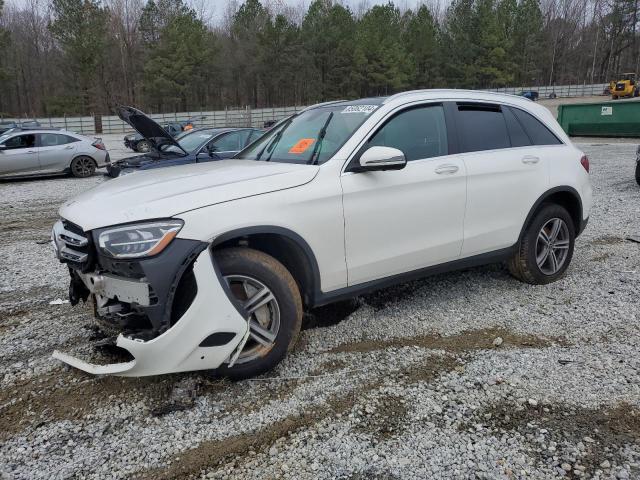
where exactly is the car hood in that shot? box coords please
[60,160,320,231]
[117,106,187,155]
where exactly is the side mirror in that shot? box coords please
[357,146,406,172]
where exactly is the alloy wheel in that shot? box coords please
[535,218,570,275]
[72,157,95,177]
[224,274,280,364]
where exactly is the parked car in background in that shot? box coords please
[20,119,41,128]
[123,115,206,152]
[518,90,540,101]
[51,90,591,379]
[108,107,263,177]
[0,129,109,179]
[0,121,18,134]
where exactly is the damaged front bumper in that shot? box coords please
[52,225,249,376]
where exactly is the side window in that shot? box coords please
[40,133,73,147]
[3,134,36,149]
[367,105,448,161]
[456,104,510,153]
[212,131,245,151]
[510,107,562,146]
[503,107,531,147]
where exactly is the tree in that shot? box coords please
[142,4,215,111]
[403,5,440,88]
[49,0,110,113]
[354,3,410,96]
[301,0,358,101]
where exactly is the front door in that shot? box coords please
[341,104,467,285]
[0,133,39,177]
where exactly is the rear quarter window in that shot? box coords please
[509,107,562,146]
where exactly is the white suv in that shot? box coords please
[51,90,592,379]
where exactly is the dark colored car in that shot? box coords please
[123,115,206,152]
[108,106,263,177]
[518,90,539,101]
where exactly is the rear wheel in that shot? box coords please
[635,161,640,186]
[508,204,575,285]
[136,140,151,153]
[70,156,96,178]
[213,248,303,380]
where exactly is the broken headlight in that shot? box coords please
[96,220,183,259]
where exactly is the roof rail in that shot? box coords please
[383,88,524,103]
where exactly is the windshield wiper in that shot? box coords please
[256,117,295,161]
[307,112,334,165]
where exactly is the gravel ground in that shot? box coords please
[0,142,639,480]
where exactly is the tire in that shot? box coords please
[212,247,303,380]
[70,156,96,178]
[508,204,575,285]
[136,140,151,153]
[635,162,640,186]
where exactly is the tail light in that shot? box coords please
[92,139,106,151]
[580,154,589,173]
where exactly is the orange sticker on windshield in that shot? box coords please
[289,138,315,154]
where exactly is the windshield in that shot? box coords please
[236,104,379,164]
[160,129,217,154]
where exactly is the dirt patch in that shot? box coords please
[354,395,409,440]
[591,252,613,262]
[138,379,381,480]
[309,358,348,376]
[141,355,459,479]
[329,328,560,355]
[590,235,626,246]
[0,371,198,441]
[468,401,640,477]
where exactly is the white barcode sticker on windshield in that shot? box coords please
[341,105,377,114]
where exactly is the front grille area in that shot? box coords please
[53,219,94,271]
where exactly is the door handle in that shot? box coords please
[522,155,540,164]
[435,164,459,174]
[26,150,37,154]
[64,146,74,150]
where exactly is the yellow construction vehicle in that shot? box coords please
[610,73,639,99]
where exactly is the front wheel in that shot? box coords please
[70,156,96,178]
[508,204,575,285]
[213,248,303,380]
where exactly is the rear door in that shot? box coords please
[37,133,79,173]
[0,133,39,176]
[456,102,552,256]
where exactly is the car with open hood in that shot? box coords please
[108,107,264,177]
[123,114,206,152]
[51,90,592,379]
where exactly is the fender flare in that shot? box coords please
[211,225,323,304]
[518,186,583,242]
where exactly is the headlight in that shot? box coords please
[96,220,183,259]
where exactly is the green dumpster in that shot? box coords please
[557,99,640,137]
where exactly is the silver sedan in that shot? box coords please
[0,129,110,179]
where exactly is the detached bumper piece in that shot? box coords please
[52,248,249,377]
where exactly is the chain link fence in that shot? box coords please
[0,83,611,135]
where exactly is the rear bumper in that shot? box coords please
[52,248,249,377]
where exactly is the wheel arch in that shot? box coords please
[211,226,321,308]
[70,154,97,167]
[519,186,583,240]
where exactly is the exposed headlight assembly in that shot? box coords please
[96,220,183,259]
